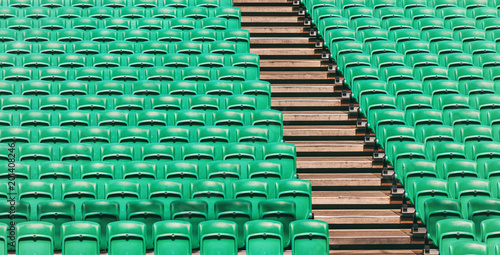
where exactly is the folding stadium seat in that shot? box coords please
[37,161,73,185]
[6,18,32,31]
[480,218,500,250]
[191,180,226,219]
[203,80,233,96]
[126,200,164,250]
[377,125,415,152]
[206,161,241,186]
[121,162,157,183]
[428,142,466,168]
[244,220,283,255]
[338,53,371,73]
[407,178,448,216]
[5,42,32,55]
[157,127,191,144]
[448,241,487,255]
[263,143,296,179]
[351,80,387,101]
[196,54,225,70]
[132,82,162,96]
[248,161,282,181]
[15,222,55,255]
[0,112,14,126]
[107,221,147,255]
[331,41,364,60]
[61,222,100,255]
[450,178,491,215]
[0,162,29,180]
[188,95,220,111]
[360,94,397,117]
[199,221,238,255]
[37,200,76,250]
[309,2,339,20]
[18,143,53,161]
[232,180,269,220]
[454,29,486,43]
[96,111,129,127]
[171,200,209,249]
[431,41,463,56]
[460,80,495,99]
[165,162,200,183]
[368,110,406,139]
[231,54,261,81]
[433,94,470,113]
[398,160,437,188]
[60,143,94,161]
[104,180,141,218]
[414,18,445,31]
[182,143,216,164]
[62,180,97,219]
[339,0,366,9]
[276,179,312,220]
[22,54,50,68]
[197,126,230,144]
[38,127,72,144]
[352,17,382,32]
[290,220,329,255]
[467,142,500,173]
[443,109,481,127]
[101,144,135,161]
[82,200,120,250]
[344,66,379,88]
[151,96,182,111]
[0,127,30,144]
[455,125,493,147]
[466,197,500,237]
[0,223,6,253]
[153,221,192,255]
[397,94,432,114]
[416,124,454,145]
[433,219,475,255]
[0,201,30,236]
[222,29,250,53]
[471,94,500,114]
[75,96,107,111]
[148,181,184,219]
[422,197,461,238]
[214,199,251,249]
[80,162,115,181]
[437,159,478,186]
[259,199,296,248]
[56,7,82,19]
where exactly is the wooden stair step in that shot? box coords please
[261,71,332,80]
[297,156,378,169]
[243,26,308,34]
[261,60,325,68]
[272,97,341,107]
[242,16,300,23]
[284,125,357,137]
[234,0,289,3]
[312,191,391,205]
[330,229,411,245]
[239,6,296,12]
[294,141,365,153]
[283,111,350,122]
[272,84,336,93]
[332,250,417,254]
[251,48,318,56]
[251,37,313,45]
[301,173,381,186]
[314,209,401,225]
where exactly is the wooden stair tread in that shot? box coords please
[314,209,401,224]
[331,251,417,254]
[283,111,350,122]
[312,191,391,205]
[272,97,341,107]
[284,125,357,137]
[271,85,336,93]
[330,229,411,245]
[261,59,324,68]
[297,156,378,169]
[239,6,296,12]
[242,16,300,23]
[243,26,307,33]
[302,173,381,186]
[251,48,318,55]
[251,37,313,44]
[293,141,365,153]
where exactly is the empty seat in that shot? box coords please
[199,220,238,255]
[61,221,100,255]
[214,199,252,248]
[126,200,164,250]
[107,221,147,255]
[244,220,283,255]
[171,200,209,249]
[290,220,329,255]
[259,199,296,247]
[82,200,120,250]
[16,222,55,255]
[153,221,192,255]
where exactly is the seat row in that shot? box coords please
[0,66,259,83]
[1,141,296,165]
[0,6,241,21]
[0,79,266,96]
[4,219,329,255]
[0,95,270,112]
[1,159,297,180]
[0,52,259,70]
[1,179,311,220]
[0,125,282,144]
[3,199,310,250]
[5,0,235,9]
[0,109,281,128]
[0,39,250,56]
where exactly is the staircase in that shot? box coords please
[234,0,426,253]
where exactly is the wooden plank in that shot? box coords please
[239,6,295,12]
[272,85,335,93]
[272,97,341,107]
[283,111,349,122]
[242,16,299,23]
[314,209,401,224]
[312,191,391,205]
[261,60,324,68]
[294,141,365,153]
[330,229,411,245]
[301,173,381,186]
[261,71,330,80]
[251,48,317,56]
[243,26,307,33]
[251,37,312,44]
[297,156,377,169]
[284,125,357,137]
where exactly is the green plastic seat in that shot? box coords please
[378,125,415,152]
[122,162,157,181]
[232,180,269,220]
[199,220,238,255]
[0,223,6,254]
[480,218,500,249]
[214,199,251,249]
[259,199,296,247]
[16,222,55,255]
[80,162,115,181]
[18,143,53,161]
[82,200,120,250]
[443,109,481,127]
[466,197,500,237]
[126,200,164,250]
[101,144,134,161]
[104,180,141,218]
[203,80,233,96]
[244,220,284,255]
[96,111,129,127]
[437,159,478,184]
[153,221,192,255]
[222,143,256,162]
[0,201,30,249]
[171,199,209,249]
[206,161,241,187]
[434,219,475,255]
[107,221,146,255]
[60,143,93,161]
[188,95,220,111]
[407,178,448,216]
[37,200,75,250]
[61,221,100,255]
[450,178,491,214]
[399,159,437,187]
[433,94,470,113]
[165,162,199,186]
[62,180,97,218]
[351,80,387,101]
[197,126,230,144]
[423,198,461,239]
[37,161,72,183]
[276,179,312,220]
[0,127,30,144]
[148,180,183,219]
[448,241,487,255]
[290,220,329,255]
[248,161,282,181]
[191,179,226,217]
[237,126,271,144]
[222,29,250,53]
[263,143,296,179]
[215,7,241,28]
